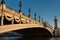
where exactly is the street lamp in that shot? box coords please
[19,1,22,24]
[1,0,5,26]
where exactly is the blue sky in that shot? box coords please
[0,0,60,28]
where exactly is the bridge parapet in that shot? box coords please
[0,3,43,25]
[0,3,53,28]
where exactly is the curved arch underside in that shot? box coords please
[13,27,53,37]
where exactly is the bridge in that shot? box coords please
[0,0,54,37]
[0,24,53,36]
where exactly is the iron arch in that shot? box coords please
[13,27,53,37]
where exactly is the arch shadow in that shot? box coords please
[13,27,53,37]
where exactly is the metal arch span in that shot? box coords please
[0,24,53,36]
[13,27,53,37]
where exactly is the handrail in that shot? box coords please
[45,22,53,29]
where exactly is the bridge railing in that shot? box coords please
[45,22,53,29]
[0,4,49,27]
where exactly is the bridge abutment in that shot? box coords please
[53,29,60,37]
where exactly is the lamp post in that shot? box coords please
[19,1,22,24]
[19,1,22,12]
[34,12,36,20]
[39,16,40,22]
[1,0,5,26]
[28,8,31,23]
[28,8,31,17]
[42,18,43,23]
